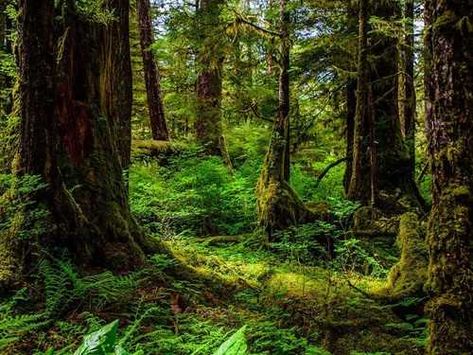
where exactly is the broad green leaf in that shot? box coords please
[74,320,119,355]
[213,326,248,355]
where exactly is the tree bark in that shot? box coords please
[137,0,169,141]
[347,0,371,203]
[2,0,156,287]
[256,0,314,237]
[425,0,473,353]
[399,0,416,175]
[344,78,356,194]
[347,0,422,209]
[195,0,232,168]
[279,0,290,182]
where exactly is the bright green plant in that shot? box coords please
[213,326,248,355]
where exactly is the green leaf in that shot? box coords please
[213,326,248,355]
[74,320,119,355]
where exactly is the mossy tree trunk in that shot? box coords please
[398,0,416,176]
[256,0,313,238]
[137,0,169,141]
[279,0,290,182]
[4,0,156,288]
[195,0,232,168]
[347,0,422,209]
[0,5,17,175]
[384,213,427,300]
[424,0,473,353]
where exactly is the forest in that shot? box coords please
[0,0,472,354]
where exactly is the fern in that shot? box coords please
[39,259,141,316]
[0,312,49,352]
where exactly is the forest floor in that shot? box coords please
[0,234,426,355]
[0,135,430,354]
[161,236,426,354]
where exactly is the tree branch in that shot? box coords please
[315,157,348,188]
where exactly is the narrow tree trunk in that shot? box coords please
[137,0,169,141]
[399,0,416,175]
[347,0,371,203]
[343,78,356,194]
[279,0,290,182]
[425,0,473,353]
[1,0,156,288]
[0,3,8,117]
[256,0,313,237]
[195,0,232,168]
[0,4,5,52]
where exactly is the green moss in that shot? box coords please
[425,183,473,353]
[380,213,428,300]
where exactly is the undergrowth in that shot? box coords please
[0,126,427,354]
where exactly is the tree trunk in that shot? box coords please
[279,0,290,182]
[343,78,356,194]
[137,0,169,141]
[348,0,422,209]
[347,0,371,204]
[256,0,313,237]
[195,0,232,168]
[425,0,473,353]
[2,0,156,288]
[399,0,416,175]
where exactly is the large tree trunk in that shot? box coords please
[1,0,156,288]
[348,0,422,209]
[137,0,169,141]
[425,0,473,353]
[256,0,313,237]
[195,0,232,167]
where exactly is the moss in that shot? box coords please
[379,213,428,300]
[256,178,315,236]
[425,184,473,353]
[256,146,316,237]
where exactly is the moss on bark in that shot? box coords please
[381,213,427,300]
[2,0,159,290]
[424,0,473,352]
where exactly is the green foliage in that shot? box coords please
[248,321,329,355]
[334,238,389,278]
[39,259,140,315]
[213,326,248,355]
[74,0,116,24]
[271,222,335,263]
[291,157,347,204]
[73,320,120,355]
[130,155,256,236]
